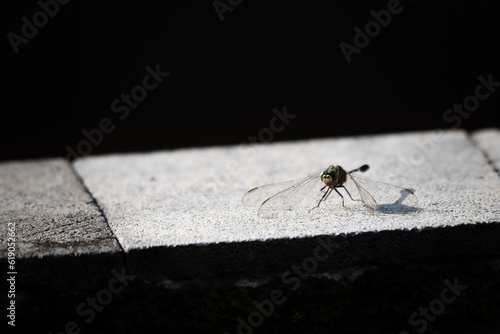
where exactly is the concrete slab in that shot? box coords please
[0,158,123,289]
[74,130,500,280]
[472,128,500,172]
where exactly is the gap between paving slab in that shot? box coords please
[73,129,500,281]
[472,128,500,175]
[0,159,124,290]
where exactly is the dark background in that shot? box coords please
[3,0,499,162]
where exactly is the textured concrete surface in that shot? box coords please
[74,130,500,280]
[0,158,123,289]
[472,128,500,172]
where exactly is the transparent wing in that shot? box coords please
[242,168,326,216]
[346,173,418,211]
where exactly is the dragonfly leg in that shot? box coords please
[333,188,345,207]
[323,187,334,202]
[341,186,354,201]
[315,187,333,208]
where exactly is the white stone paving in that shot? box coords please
[0,159,120,257]
[73,130,500,252]
[472,128,500,170]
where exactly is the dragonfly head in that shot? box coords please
[320,165,339,186]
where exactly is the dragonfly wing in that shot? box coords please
[242,180,298,206]
[345,174,378,210]
[347,173,418,209]
[242,168,325,213]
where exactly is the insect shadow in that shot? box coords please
[375,188,421,214]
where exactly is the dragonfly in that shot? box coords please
[242,164,418,216]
